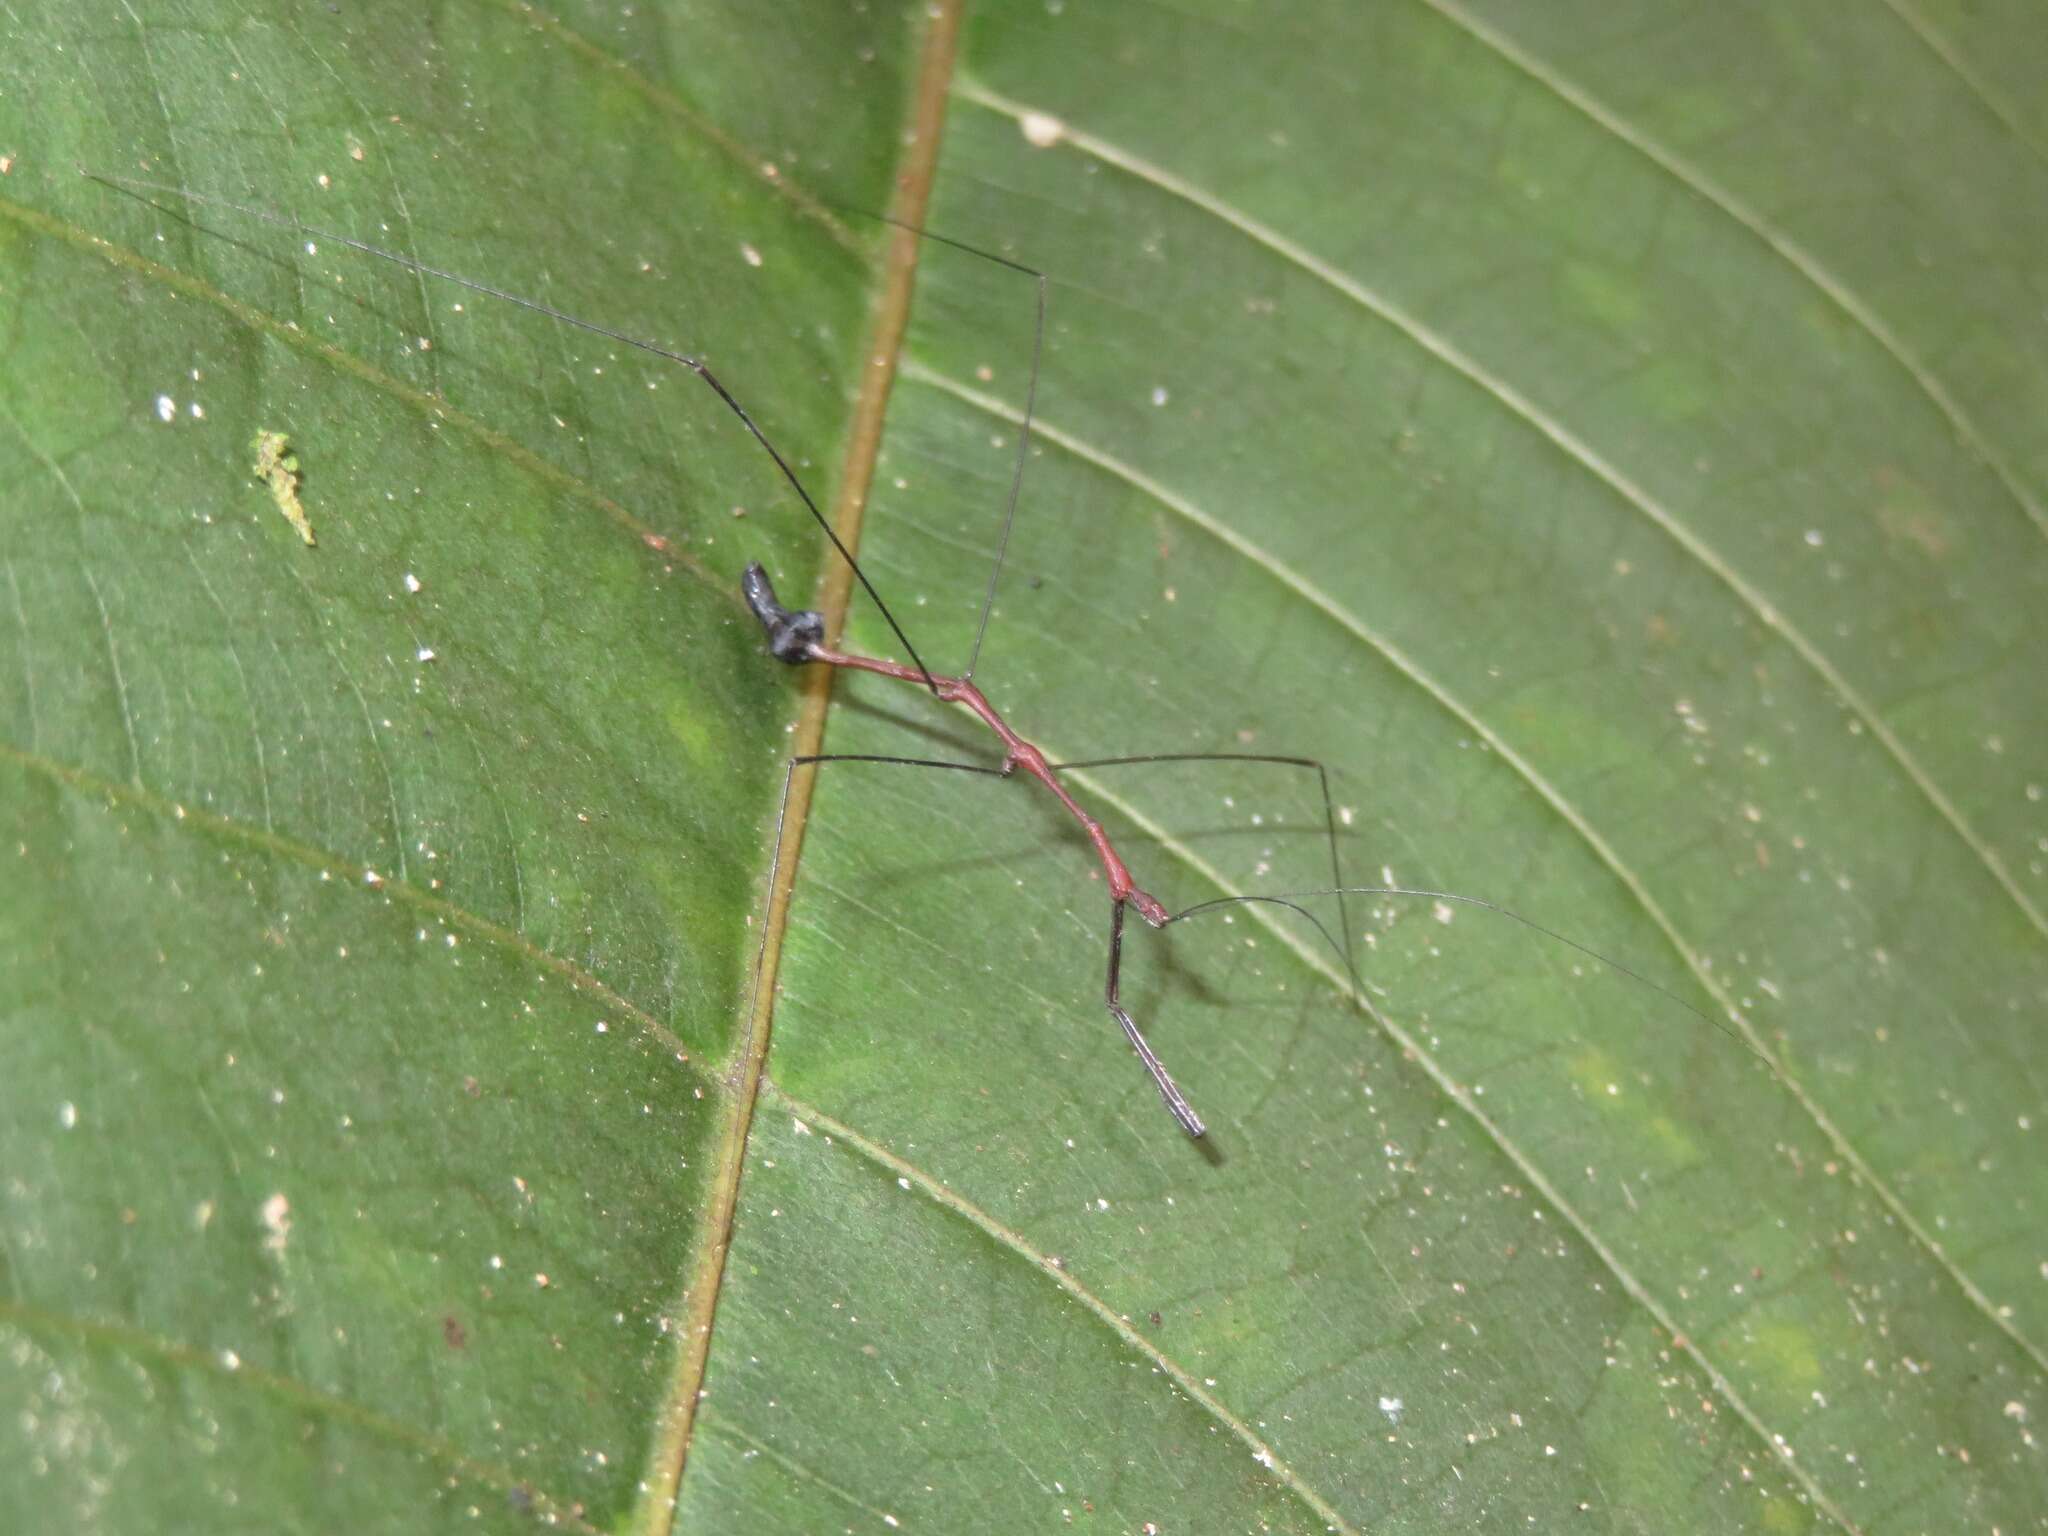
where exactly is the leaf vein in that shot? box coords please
[1417,0,2048,541]
[1877,0,2048,171]
[762,1084,1366,1536]
[0,739,695,1065]
[951,80,2048,947]
[954,366,2048,1391]
[0,193,716,584]
[0,1296,602,1533]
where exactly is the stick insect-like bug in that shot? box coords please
[86,172,1754,1143]
[730,220,1759,1139]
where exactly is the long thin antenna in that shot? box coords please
[844,209,1045,682]
[82,169,940,693]
[964,260,1043,683]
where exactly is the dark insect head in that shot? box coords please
[741,562,825,665]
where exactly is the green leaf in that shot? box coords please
[3,3,2042,1533]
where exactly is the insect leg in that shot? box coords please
[1105,898,1208,1139]
[1056,750,1359,1002]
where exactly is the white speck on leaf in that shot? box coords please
[261,1192,291,1254]
[1021,110,1066,148]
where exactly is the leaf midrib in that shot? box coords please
[649,3,972,1526]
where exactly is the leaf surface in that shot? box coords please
[1,3,2042,1533]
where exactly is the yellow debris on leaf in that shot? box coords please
[251,429,315,545]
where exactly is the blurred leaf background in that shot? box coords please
[1,2,2042,1532]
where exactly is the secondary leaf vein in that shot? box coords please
[951,80,2048,948]
[0,739,695,1065]
[763,1085,1366,1536]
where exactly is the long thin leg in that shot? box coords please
[1057,750,1359,1001]
[1173,886,1763,1061]
[1105,898,1208,1139]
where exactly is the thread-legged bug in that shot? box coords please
[85,171,1753,1143]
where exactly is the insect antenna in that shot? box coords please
[833,208,1046,682]
[80,169,941,693]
